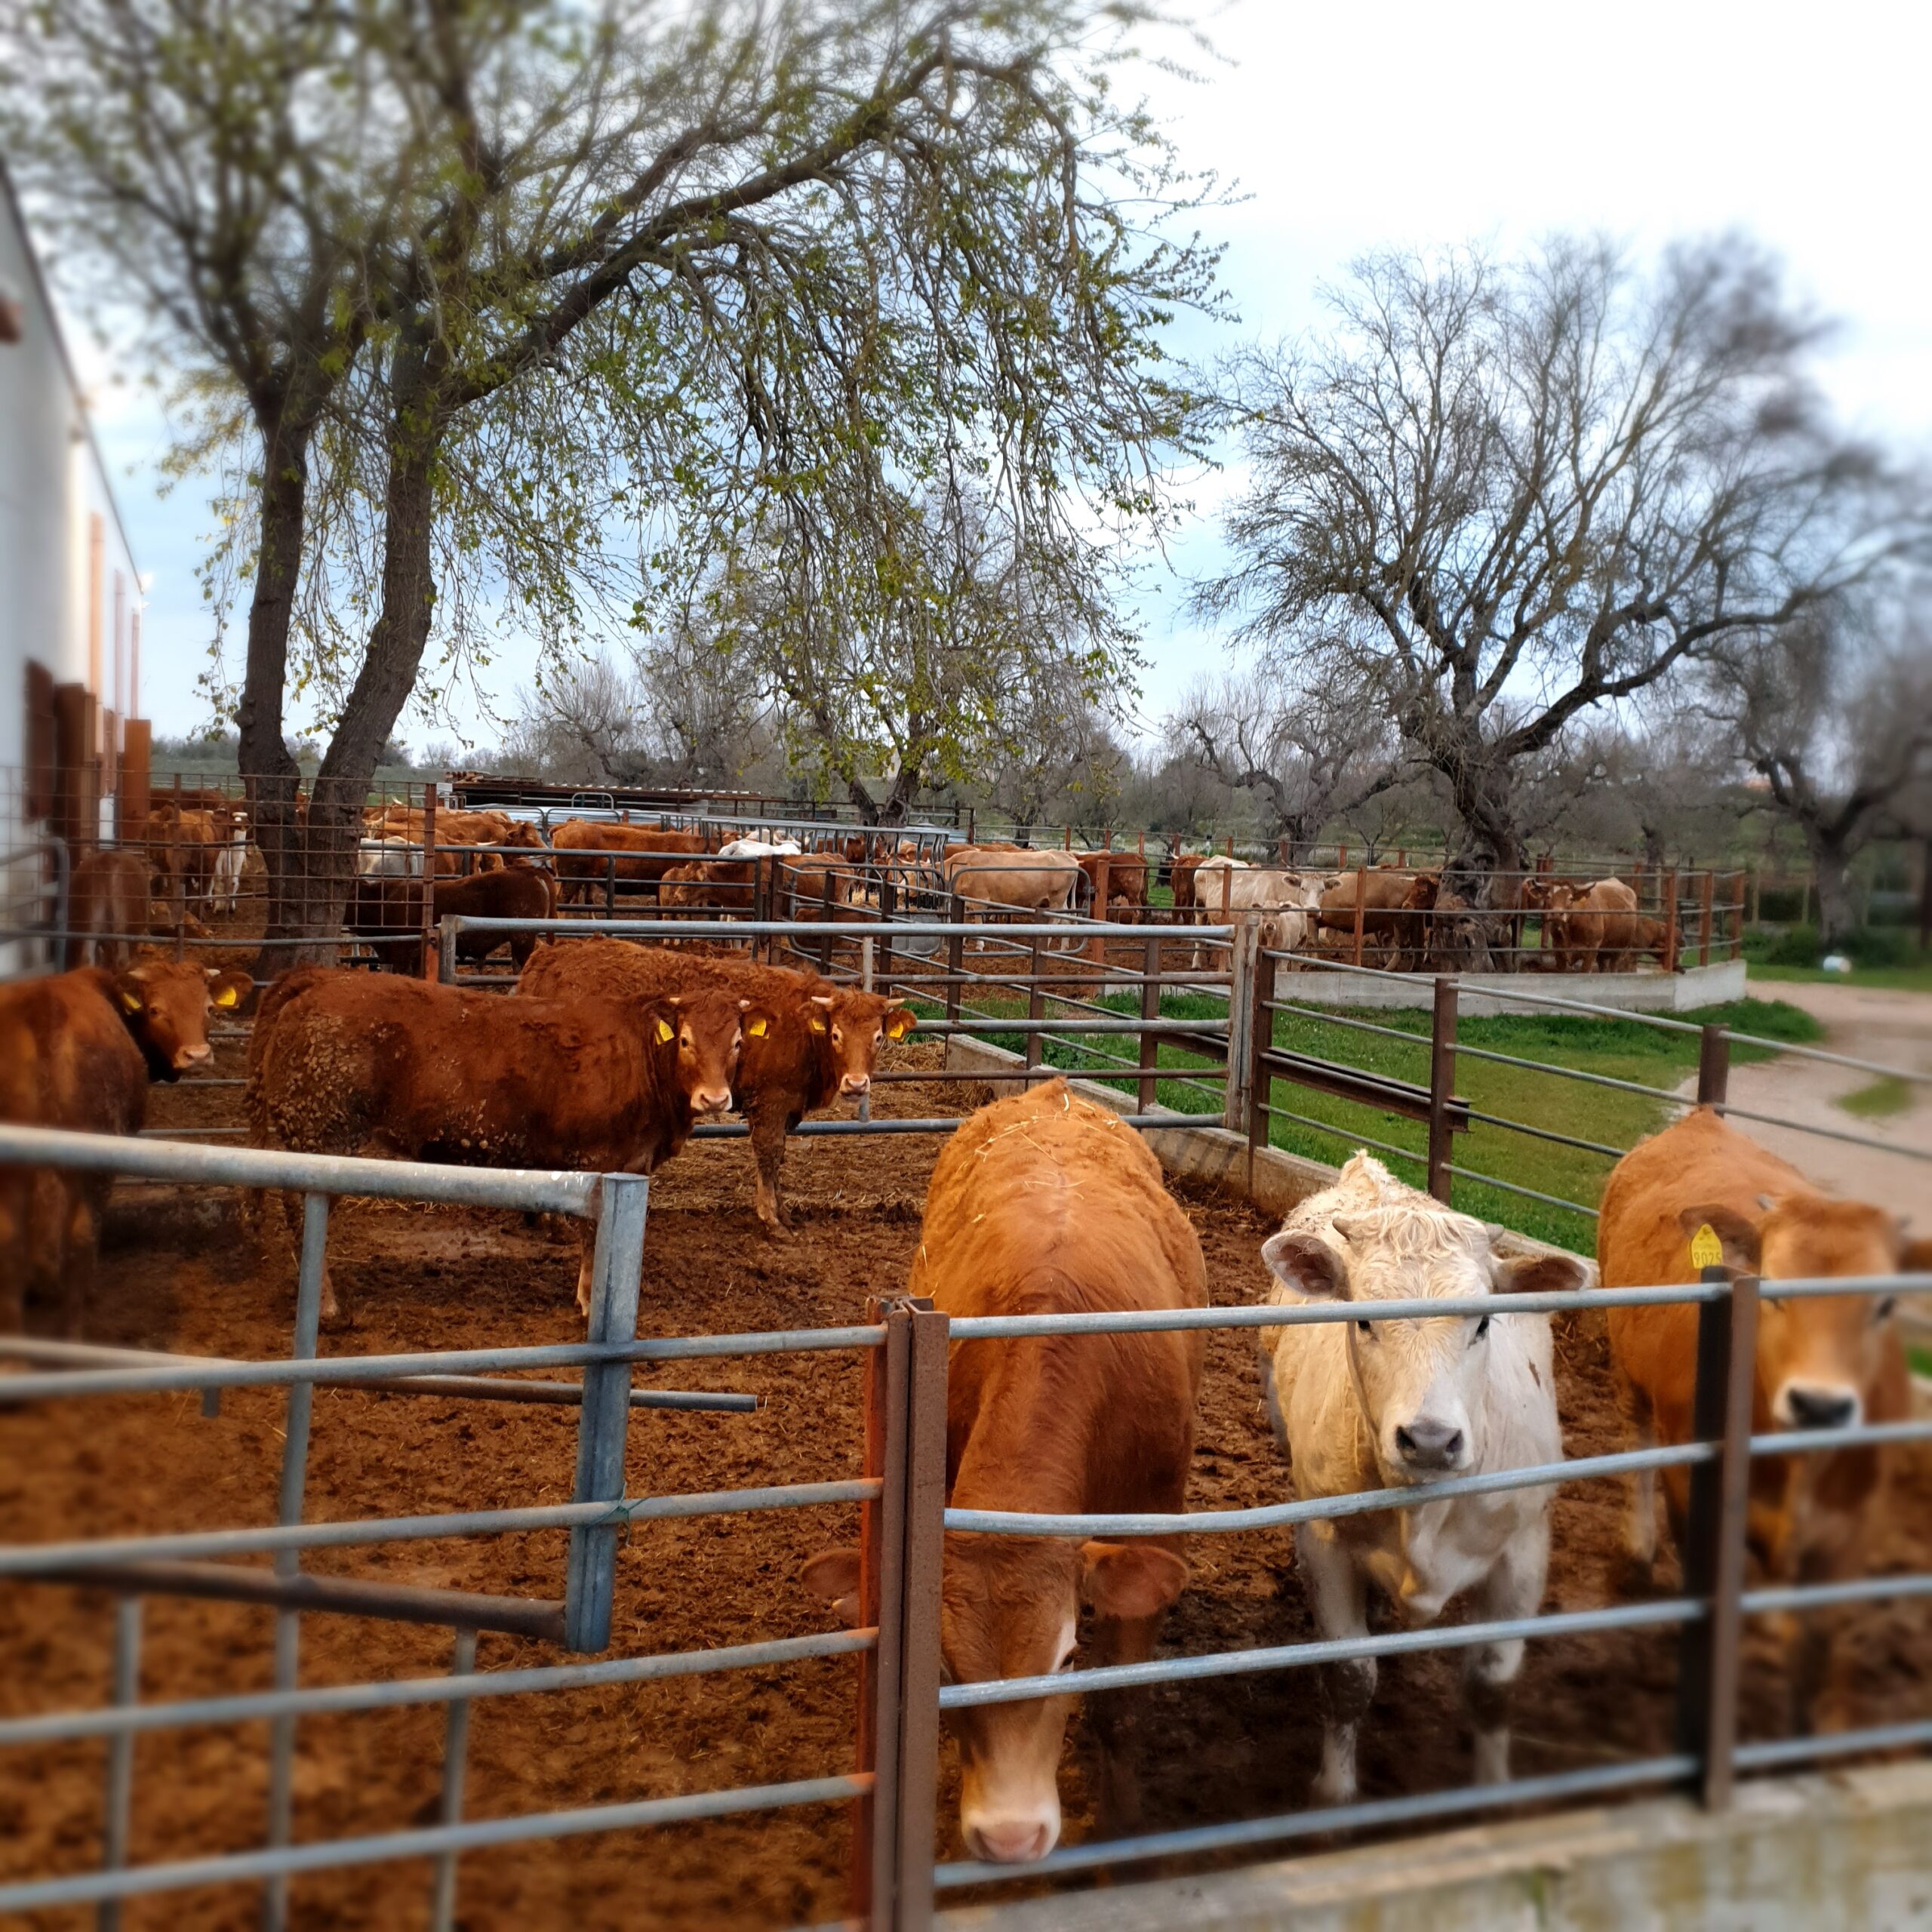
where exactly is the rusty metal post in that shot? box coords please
[1697,1026,1730,1108]
[820,870,835,977]
[943,893,964,1028]
[1351,861,1368,968]
[1427,976,1460,1203]
[1021,934,1047,1083]
[1246,930,1272,1174]
[1139,934,1162,1114]
[1663,867,1679,971]
[417,786,438,979]
[1674,1267,1759,1810]
[852,1302,911,1927]
[437,916,457,986]
[1697,869,1715,968]
[893,1305,950,1932]
[1222,912,1260,1134]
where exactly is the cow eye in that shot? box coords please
[1473,1315,1491,1343]
[1354,1319,1372,1338]
[1875,1297,1898,1321]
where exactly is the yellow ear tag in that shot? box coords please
[214,984,239,1009]
[809,1015,827,1035]
[119,989,143,1014]
[885,1016,911,1040]
[1689,1224,1724,1271]
[746,1018,768,1038]
[654,1017,675,1044]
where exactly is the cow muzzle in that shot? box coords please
[172,1043,213,1072]
[1389,1417,1468,1475]
[691,1087,733,1116]
[961,1807,1058,1866]
[838,1073,870,1098]
[1776,1381,1861,1432]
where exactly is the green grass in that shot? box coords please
[1749,960,1932,993]
[915,985,1822,1257]
[1838,1075,1915,1120]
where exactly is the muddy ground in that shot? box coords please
[3,1033,1931,1931]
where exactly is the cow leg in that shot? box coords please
[749,1103,792,1235]
[0,1174,32,1330]
[1614,1362,1659,1576]
[1466,1527,1547,1784]
[1085,1610,1163,1835]
[59,1177,107,1337]
[1297,1521,1372,1807]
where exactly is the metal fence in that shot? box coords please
[5,1121,1928,1926]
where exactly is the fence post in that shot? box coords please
[820,870,835,977]
[1246,929,1272,1174]
[1351,861,1368,968]
[1674,1266,1759,1810]
[853,1301,912,1928]
[1697,870,1715,968]
[892,1304,950,1932]
[1427,976,1460,1204]
[428,1627,478,1932]
[1729,870,1745,960]
[418,786,438,977]
[1025,934,1045,1084]
[1222,912,1260,1134]
[98,1594,142,1932]
[563,1174,649,1653]
[437,915,457,986]
[1697,1026,1730,1108]
[1139,934,1162,1114]
[1663,867,1680,971]
[943,893,964,1029]
[1086,853,1111,975]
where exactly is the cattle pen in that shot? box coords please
[7,823,1932,1924]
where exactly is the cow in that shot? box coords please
[1,961,250,1331]
[801,1079,1206,1863]
[145,806,223,915]
[1397,873,1481,972]
[1315,868,1427,964]
[346,864,558,977]
[549,820,712,904]
[1599,1108,1929,1729]
[1543,878,1641,973]
[1257,1151,1589,1802]
[1624,914,1681,971]
[517,940,915,1233]
[1188,860,1331,964]
[657,859,755,915]
[716,836,802,858]
[941,848,1081,919]
[1073,851,1149,923]
[64,849,153,969]
[1168,851,1207,924]
[247,968,764,1321]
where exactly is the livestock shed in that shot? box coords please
[3,786,1931,1929]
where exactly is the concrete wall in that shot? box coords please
[940,1761,1932,1931]
[1276,958,1746,1014]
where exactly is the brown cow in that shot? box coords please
[1397,872,1478,971]
[1074,851,1149,922]
[1601,1108,1931,1728]
[517,940,914,1232]
[1543,878,1641,973]
[1,961,249,1330]
[549,820,712,904]
[801,1079,1205,1862]
[346,865,558,976]
[1316,868,1426,964]
[64,849,153,969]
[1168,851,1205,924]
[657,859,756,915]
[248,968,763,1321]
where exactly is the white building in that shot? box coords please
[0,156,144,845]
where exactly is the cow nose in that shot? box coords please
[1393,1420,1465,1469]
[1784,1385,1860,1432]
[964,1815,1054,1865]
[839,1074,869,1097]
[693,1087,732,1115]
[174,1043,212,1070]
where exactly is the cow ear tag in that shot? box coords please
[119,988,143,1014]
[214,983,239,1009]
[747,1018,768,1038]
[810,1014,827,1034]
[1689,1223,1724,1271]
[885,1015,911,1040]
[654,1017,675,1043]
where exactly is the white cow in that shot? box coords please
[1189,860,1334,967]
[717,836,803,858]
[208,808,250,915]
[1257,1152,1590,1802]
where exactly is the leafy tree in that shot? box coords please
[8,0,1214,946]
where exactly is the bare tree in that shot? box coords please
[1172,666,1401,857]
[1700,601,1932,943]
[1197,235,1915,952]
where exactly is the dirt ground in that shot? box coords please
[5,1033,1932,1932]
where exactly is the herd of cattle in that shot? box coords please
[1,892,1923,1863]
[52,791,1684,980]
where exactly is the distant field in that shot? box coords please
[928,984,1822,1255]
[1749,960,1932,994]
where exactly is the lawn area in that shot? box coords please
[918,980,1822,1257]
[1749,959,1932,994]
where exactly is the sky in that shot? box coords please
[67,0,1932,755]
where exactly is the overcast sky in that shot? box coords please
[76,0,1932,752]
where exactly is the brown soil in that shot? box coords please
[5,1042,1931,1932]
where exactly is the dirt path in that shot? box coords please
[1675,980,1932,1220]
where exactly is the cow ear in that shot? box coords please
[206,970,250,1010]
[1080,1541,1189,1620]
[883,1008,915,1041]
[1260,1230,1349,1301]
[1493,1251,1593,1296]
[799,1548,864,1629]
[1897,1233,1932,1275]
[1676,1205,1761,1274]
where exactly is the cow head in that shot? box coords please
[646,987,758,1118]
[799,1533,1185,1864]
[803,992,916,1101]
[112,962,251,1079]
[1677,1200,1926,1432]
[1263,1207,1588,1483]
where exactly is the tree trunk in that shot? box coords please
[1810,834,1858,948]
[235,417,315,979]
[1439,754,1527,971]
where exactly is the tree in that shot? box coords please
[8,0,1214,946]
[1171,666,1401,857]
[1700,601,1932,943]
[1197,235,1913,953]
